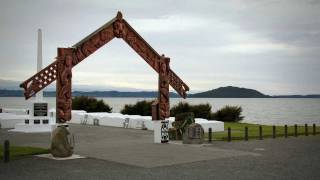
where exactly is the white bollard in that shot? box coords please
[154,120,169,143]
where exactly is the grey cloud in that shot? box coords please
[0,0,319,94]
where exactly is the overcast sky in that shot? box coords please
[1,0,320,95]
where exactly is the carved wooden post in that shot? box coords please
[158,55,170,120]
[208,128,212,142]
[294,124,298,137]
[244,126,248,141]
[305,124,308,136]
[227,127,231,142]
[259,126,263,140]
[4,140,10,163]
[284,125,288,138]
[272,125,276,139]
[151,100,159,120]
[56,48,73,123]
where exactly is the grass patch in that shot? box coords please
[0,145,49,160]
[206,123,320,141]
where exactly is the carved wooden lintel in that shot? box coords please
[75,25,115,65]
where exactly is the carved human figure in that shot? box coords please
[113,19,126,38]
[57,50,73,123]
[158,56,170,120]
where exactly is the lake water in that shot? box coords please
[0,97,319,125]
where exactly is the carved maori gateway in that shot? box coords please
[20,12,189,123]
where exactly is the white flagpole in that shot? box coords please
[36,28,43,101]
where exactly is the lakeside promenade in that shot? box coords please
[1,124,320,180]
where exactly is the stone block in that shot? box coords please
[183,123,204,144]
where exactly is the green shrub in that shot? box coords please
[170,102,213,119]
[120,101,244,122]
[72,96,112,113]
[191,103,213,119]
[212,105,243,122]
[120,100,154,116]
[170,102,191,116]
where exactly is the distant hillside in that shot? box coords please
[190,86,270,98]
[71,91,179,98]
[0,89,24,97]
[272,95,320,98]
[0,89,179,98]
[0,88,319,98]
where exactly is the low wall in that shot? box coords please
[70,112,224,132]
[0,113,28,128]
[0,109,224,132]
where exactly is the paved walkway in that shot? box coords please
[1,124,320,179]
[0,124,258,168]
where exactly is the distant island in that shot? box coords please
[0,86,319,98]
[190,86,270,98]
[190,86,320,98]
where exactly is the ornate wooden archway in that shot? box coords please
[20,12,189,123]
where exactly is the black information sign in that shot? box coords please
[33,103,48,117]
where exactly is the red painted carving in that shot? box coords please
[20,62,57,99]
[113,12,126,38]
[76,26,114,64]
[158,55,170,120]
[20,22,115,99]
[168,70,189,98]
[122,20,189,98]
[56,48,73,123]
[20,11,190,122]
[122,21,160,72]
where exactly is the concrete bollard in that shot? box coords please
[4,140,10,163]
[208,128,212,143]
[305,124,308,136]
[272,125,276,139]
[313,124,316,136]
[227,127,231,142]
[244,127,248,141]
[284,125,288,138]
[93,118,99,126]
[259,126,263,140]
[294,124,298,137]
